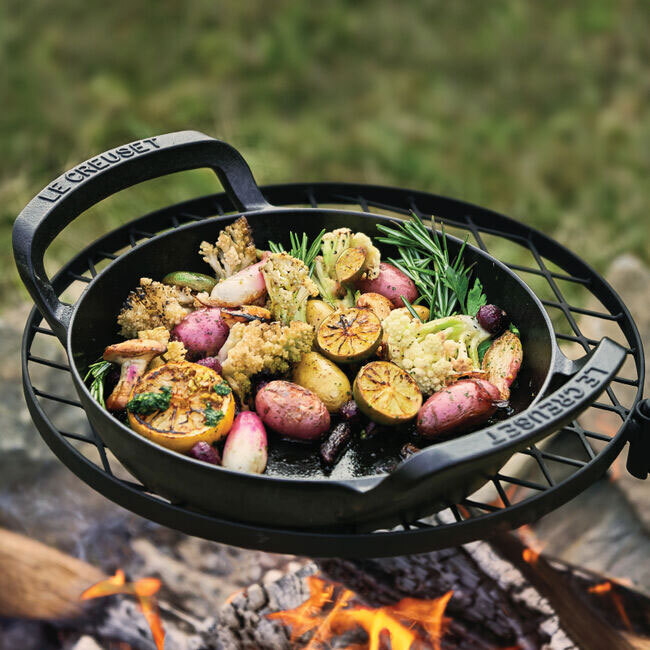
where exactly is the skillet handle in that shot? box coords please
[12,130,270,342]
[370,337,626,494]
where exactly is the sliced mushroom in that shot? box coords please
[103,339,167,411]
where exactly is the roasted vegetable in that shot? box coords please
[382,311,491,395]
[306,299,335,330]
[127,361,235,452]
[356,262,418,308]
[312,256,355,309]
[256,380,330,441]
[353,361,422,426]
[162,271,217,293]
[171,308,229,360]
[292,351,352,413]
[103,338,167,411]
[339,399,361,421]
[195,356,222,374]
[222,412,268,474]
[117,278,193,338]
[199,216,257,280]
[219,305,271,327]
[320,422,352,466]
[482,330,523,399]
[262,253,319,324]
[188,441,221,465]
[207,260,267,307]
[417,378,500,438]
[219,320,314,405]
[477,304,508,335]
[316,308,382,364]
[356,292,393,321]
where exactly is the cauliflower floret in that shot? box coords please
[199,216,257,280]
[350,231,381,279]
[321,228,352,276]
[148,341,188,369]
[262,253,319,324]
[117,278,193,338]
[221,320,314,405]
[382,311,490,395]
[137,326,170,346]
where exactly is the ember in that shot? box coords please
[268,575,452,650]
[81,570,165,650]
[588,581,633,632]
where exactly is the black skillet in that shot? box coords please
[13,131,626,531]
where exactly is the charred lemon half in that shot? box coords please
[127,361,234,452]
[353,361,422,426]
[316,308,382,363]
[335,246,367,284]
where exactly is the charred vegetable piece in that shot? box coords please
[306,299,335,330]
[356,292,393,321]
[255,380,330,441]
[482,330,523,399]
[400,442,421,460]
[162,271,217,293]
[477,304,508,335]
[335,247,367,284]
[353,361,423,426]
[292,351,352,413]
[316,308,382,364]
[188,441,221,465]
[220,306,271,327]
[320,422,352,466]
[416,378,500,439]
[222,412,268,474]
[339,399,361,421]
[127,361,235,452]
[195,356,222,374]
[171,308,229,360]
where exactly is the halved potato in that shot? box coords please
[128,361,234,452]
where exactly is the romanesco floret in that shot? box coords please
[262,253,319,324]
[138,327,188,369]
[382,311,491,394]
[221,320,314,405]
[117,278,193,338]
[199,216,257,280]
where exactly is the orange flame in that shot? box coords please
[588,580,633,631]
[522,548,540,565]
[81,570,165,650]
[268,575,452,650]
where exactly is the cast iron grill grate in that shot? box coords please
[21,182,646,557]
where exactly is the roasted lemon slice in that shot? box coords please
[353,361,422,425]
[127,361,234,452]
[335,246,367,283]
[316,308,382,363]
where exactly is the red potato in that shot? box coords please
[482,331,523,400]
[171,308,229,360]
[222,412,268,474]
[417,379,500,439]
[255,380,330,441]
[356,262,418,308]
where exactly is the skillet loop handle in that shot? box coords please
[12,130,270,343]
[374,337,627,493]
[626,399,650,480]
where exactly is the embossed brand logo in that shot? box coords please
[487,365,609,445]
[38,137,160,203]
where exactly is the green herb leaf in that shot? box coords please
[477,338,492,364]
[268,229,326,274]
[401,296,424,323]
[509,323,520,337]
[126,386,172,415]
[84,360,114,408]
[445,266,469,313]
[466,278,487,317]
[203,402,224,427]
[213,381,231,396]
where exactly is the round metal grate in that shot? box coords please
[21,183,645,557]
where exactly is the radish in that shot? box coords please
[209,261,267,307]
[222,412,268,474]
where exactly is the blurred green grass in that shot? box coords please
[2,0,649,306]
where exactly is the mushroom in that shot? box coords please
[103,339,167,411]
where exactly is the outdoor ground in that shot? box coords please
[2,1,649,306]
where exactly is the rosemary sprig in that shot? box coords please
[268,229,326,274]
[84,359,113,408]
[377,211,484,320]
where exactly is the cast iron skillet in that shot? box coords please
[13,131,626,531]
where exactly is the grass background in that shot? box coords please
[2,0,649,306]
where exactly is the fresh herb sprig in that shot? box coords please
[84,360,113,408]
[269,229,326,274]
[377,211,486,319]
